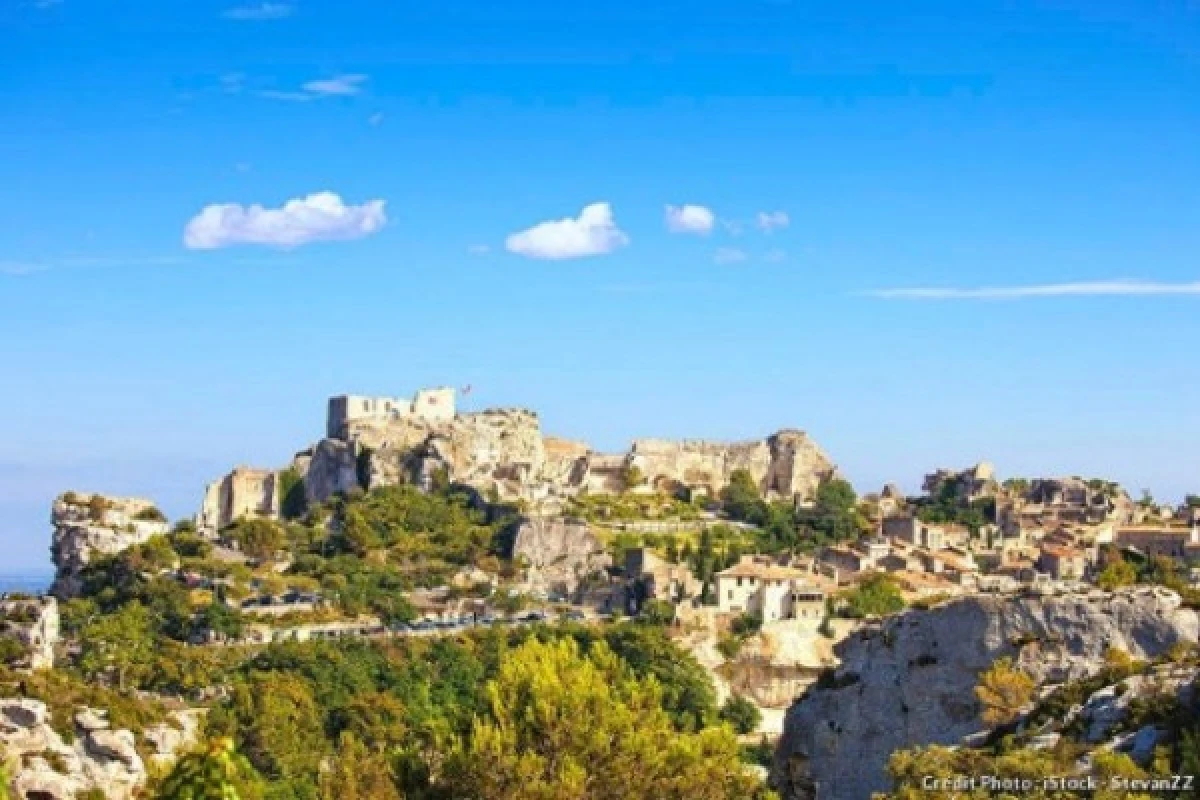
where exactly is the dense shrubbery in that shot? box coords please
[192,622,746,798]
[839,573,906,618]
[721,470,869,552]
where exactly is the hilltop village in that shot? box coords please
[3,387,1199,800]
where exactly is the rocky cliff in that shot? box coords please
[50,493,169,599]
[300,391,839,510]
[511,516,611,596]
[1,698,200,800]
[773,587,1199,800]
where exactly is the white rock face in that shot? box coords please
[511,517,611,596]
[50,493,169,599]
[1,699,200,800]
[773,587,1199,800]
[0,596,59,670]
[302,393,839,510]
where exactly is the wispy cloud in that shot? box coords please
[32,0,63,8]
[664,204,715,235]
[368,112,385,127]
[867,280,1200,300]
[713,247,747,265]
[756,210,790,233]
[763,248,787,264]
[258,74,369,101]
[302,74,368,96]
[183,191,387,250]
[1,255,183,277]
[222,2,292,20]
[0,261,48,277]
[506,202,629,260]
[467,244,491,255]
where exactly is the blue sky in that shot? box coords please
[2,0,1199,571]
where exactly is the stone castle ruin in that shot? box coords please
[194,387,839,534]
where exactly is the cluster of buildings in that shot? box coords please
[619,465,1200,627]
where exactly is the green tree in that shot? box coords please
[1097,552,1137,590]
[841,573,905,618]
[158,738,263,800]
[442,637,763,800]
[79,601,157,690]
[720,470,767,526]
[638,599,676,626]
[620,464,647,492]
[0,759,9,800]
[719,694,761,735]
[198,602,244,640]
[319,733,403,800]
[278,467,309,521]
[975,657,1035,727]
[221,673,328,782]
[230,519,285,562]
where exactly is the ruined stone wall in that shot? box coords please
[327,388,456,438]
[304,391,839,509]
[198,466,279,535]
[629,429,835,502]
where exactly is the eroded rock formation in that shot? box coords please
[50,493,168,599]
[300,389,839,511]
[511,516,611,596]
[1,698,200,800]
[773,586,1199,800]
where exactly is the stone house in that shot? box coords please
[1115,526,1200,561]
[623,548,700,608]
[714,556,826,622]
[1037,545,1088,580]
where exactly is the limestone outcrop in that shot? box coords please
[50,493,169,599]
[0,597,59,670]
[301,389,839,510]
[511,516,611,596]
[0,699,200,800]
[773,587,1199,800]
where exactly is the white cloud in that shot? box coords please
[467,244,491,255]
[756,210,790,232]
[722,219,744,236]
[302,74,368,96]
[505,202,629,260]
[664,204,715,235]
[222,2,292,20]
[183,191,387,250]
[713,247,747,265]
[867,280,1200,300]
[368,112,385,126]
[763,248,787,263]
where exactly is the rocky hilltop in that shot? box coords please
[50,493,168,598]
[201,388,838,533]
[773,587,1199,800]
